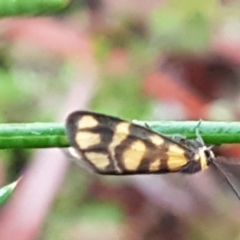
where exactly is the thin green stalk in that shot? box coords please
[136,120,240,145]
[0,0,70,16]
[0,120,239,149]
[0,123,68,149]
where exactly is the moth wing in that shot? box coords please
[66,111,189,175]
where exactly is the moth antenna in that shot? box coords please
[212,162,240,200]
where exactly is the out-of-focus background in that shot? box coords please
[1,0,240,239]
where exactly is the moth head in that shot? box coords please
[196,146,215,170]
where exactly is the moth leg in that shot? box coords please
[171,134,188,145]
[194,120,215,149]
[194,119,205,145]
[144,123,188,145]
[171,134,187,141]
[172,135,204,149]
[143,122,152,130]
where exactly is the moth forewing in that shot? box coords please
[66,111,208,175]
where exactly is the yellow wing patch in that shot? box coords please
[165,145,187,171]
[168,145,186,155]
[109,122,130,149]
[149,135,164,146]
[84,152,109,170]
[75,132,101,150]
[122,140,146,171]
[149,159,161,171]
[167,156,188,171]
[77,115,98,129]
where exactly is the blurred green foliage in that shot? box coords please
[91,74,152,120]
[149,0,219,53]
[44,166,124,239]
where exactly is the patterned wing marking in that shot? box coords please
[66,111,197,175]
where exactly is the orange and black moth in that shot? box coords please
[65,111,215,175]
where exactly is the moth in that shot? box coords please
[65,111,240,198]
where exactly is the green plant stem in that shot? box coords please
[0,0,70,16]
[0,121,240,149]
[136,120,240,145]
[0,123,68,149]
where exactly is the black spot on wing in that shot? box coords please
[65,111,83,147]
[138,141,170,173]
[79,126,114,152]
[180,160,201,174]
[113,123,171,174]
